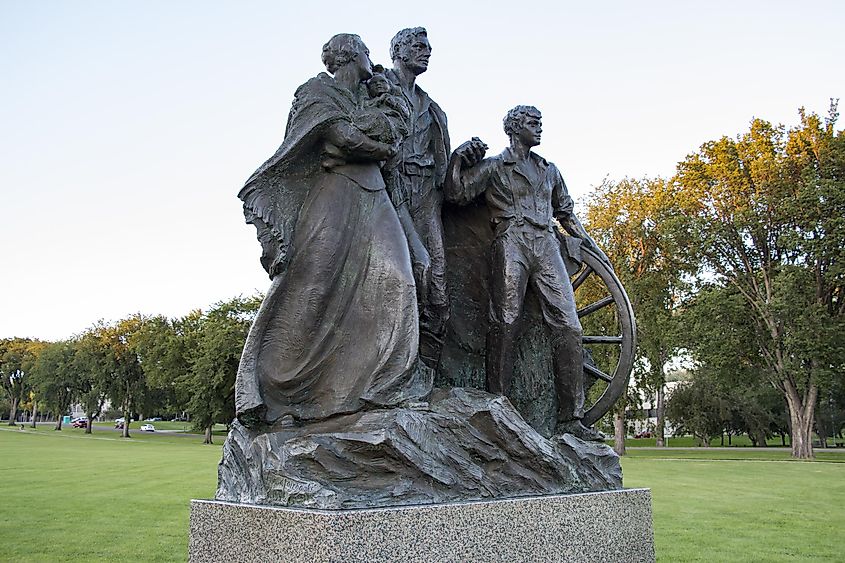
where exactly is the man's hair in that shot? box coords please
[503,105,542,137]
[322,33,363,74]
[390,27,427,62]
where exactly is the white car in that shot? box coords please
[140,424,156,432]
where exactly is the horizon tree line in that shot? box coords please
[3,102,843,458]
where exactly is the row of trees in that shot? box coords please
[4,104,842,458]
[1,295,260,443]
[584,101,845,459]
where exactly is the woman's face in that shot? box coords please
[351,41,373,81]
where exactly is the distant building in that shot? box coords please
[69,399,111,421]
[625,371,688,438]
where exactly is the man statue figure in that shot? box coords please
[445,105,608,441]
[385,27,450,369]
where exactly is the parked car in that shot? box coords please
[145,417,162,422]
[72,419,88,428]
[114,417,135,429]
[634,431,653,439]
[140,424,156,432]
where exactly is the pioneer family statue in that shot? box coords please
[216,29,636,509]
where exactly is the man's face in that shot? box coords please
[397,35,432,75]
[515,114,542,147]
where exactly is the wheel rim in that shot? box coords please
[570,247,637,426]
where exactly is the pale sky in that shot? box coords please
[1,0,843,341]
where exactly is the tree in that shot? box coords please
[681,284,777,445]
[131,296,259,443]
[132,313,201,420]
[816,371,845,447]
[1,338,43,425]
[73,329,115,434]
[583,177,694,449]
[665,371,725,446]
[181,296,260,444]
[674,102,845,458]
[29,341,78,430]
[95,316,149,438]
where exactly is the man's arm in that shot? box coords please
[551,165,612,265]
[443,138,492,205]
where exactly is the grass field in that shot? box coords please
[1,427,844,562]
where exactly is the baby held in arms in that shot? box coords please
[354,66,410,146]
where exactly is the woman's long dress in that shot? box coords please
[235,73,431,424]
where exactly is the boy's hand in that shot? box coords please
[454,137,488,168]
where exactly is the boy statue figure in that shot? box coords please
[445,105,609,441]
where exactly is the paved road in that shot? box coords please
[17,421,210,438]
[89,423,210,438]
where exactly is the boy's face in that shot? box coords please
[368,76,390,96]
[515,114,542,147]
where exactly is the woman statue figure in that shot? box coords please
[235,34,431,427]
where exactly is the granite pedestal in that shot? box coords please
[190,488,654,562]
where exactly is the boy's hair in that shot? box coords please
[503,105,541,137]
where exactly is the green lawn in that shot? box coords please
[625,456,845,561]
[13,422,224,444]
[0,427,221,561]
[1,427,843,562]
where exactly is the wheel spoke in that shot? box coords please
[571,265,593,290]
[582,335,623,345]
[584,363,613,382]
[577,295,614,318]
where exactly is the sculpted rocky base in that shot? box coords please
[216,387,621,509]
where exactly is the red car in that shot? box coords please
[72,419,88,428]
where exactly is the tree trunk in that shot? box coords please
[790,417,814,459]
[7,397,19,425]
[613,410,626,456]
[655,385,666,447]
[54,416,63,431]
[85,410,94,434]
[755,429,768,447]
[122,408,131,438]
[783,380,816,459]
[815,412,829,448]
[30,400,37,429]
[203,425,213,445]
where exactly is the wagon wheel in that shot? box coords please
[566,243,637,427]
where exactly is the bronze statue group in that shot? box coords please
[235,28,610,442]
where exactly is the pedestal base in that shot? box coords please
[190,489,654,562]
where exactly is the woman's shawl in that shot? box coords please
[238,73,362,279]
